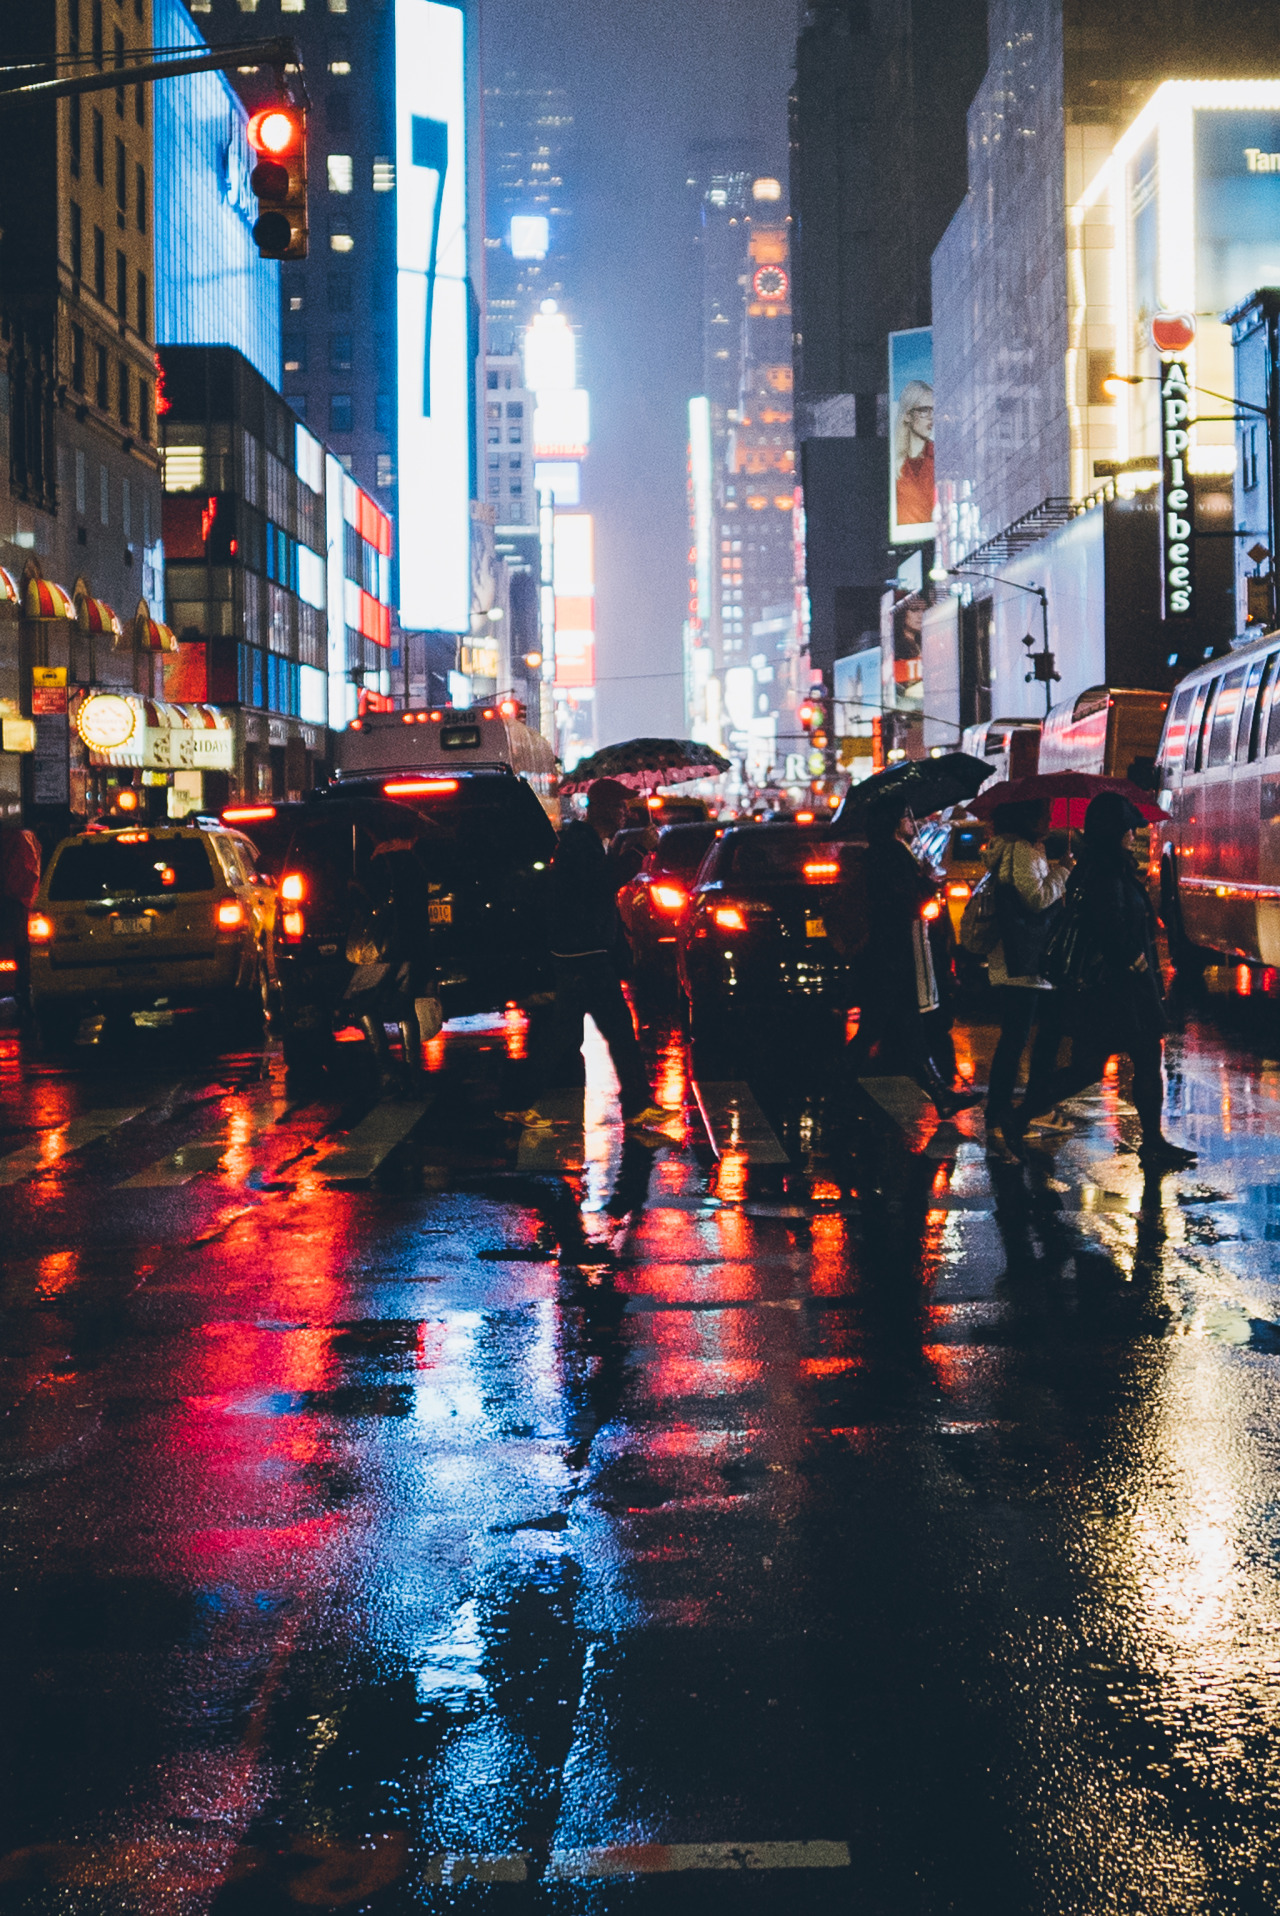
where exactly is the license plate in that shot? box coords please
[428,900,453,925]
[113,916,152,936]
[805,916,827,939]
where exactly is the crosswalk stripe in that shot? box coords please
[857,1074,934,1125]
[119,1142,232,1189]
[692,1080,788,1164]
[0,1108,147,1186]
[546,1839,851,1878]
[318,1099,431,1183]
[516,1090,586,1170]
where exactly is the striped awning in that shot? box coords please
[0,566,19,607]
[76,592,122,639]
[134,615,178,654]
[25,577,75,621]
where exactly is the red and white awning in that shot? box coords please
[25,577,75,620]
[76,592,123,639]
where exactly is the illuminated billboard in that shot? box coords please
[534,388,590,459]
[396,0,471,633]
[888,327,934,545]
[510,215,549,260]
[554,514,595,688]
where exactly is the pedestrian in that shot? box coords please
[504,777,667,1130]
[981,799,1069,1161]
[848,798,982,1120]
[344,833,441,1091]
[1004,791,1197,1169]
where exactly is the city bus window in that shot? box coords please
[1207,667,1244,767]
[1242,654,1273,762]
[1264,655,1280,759]
[1162,688,1194,776]
[1193,677,1221,773]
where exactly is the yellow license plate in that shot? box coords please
[428,900,453,925]
[805,916,827,939]
[113,916,153,936]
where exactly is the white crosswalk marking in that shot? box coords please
[120,1142,232,1189]
[0,1108,147,1186]
[692,1080,789,1164]
[546,1839,851,1877]
[318,1099,431,1183]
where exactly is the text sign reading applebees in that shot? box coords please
[1161,359,1194,619]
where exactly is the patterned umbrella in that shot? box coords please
[557,737,731,795]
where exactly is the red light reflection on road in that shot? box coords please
[716,1149,749,1203]
[810,1214,849,1296]
[503,1003,528,1060]
[424,1033,447,1072]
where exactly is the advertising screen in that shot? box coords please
[1195,107,1280,315]
[888,327,934,545]
[396,0,471,633]
[554,514,595,688]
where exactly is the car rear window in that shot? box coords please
[342,775,555,865]
[655,826,717,875]
[951,825,987,859]
[724,833,844,880]
[49,837,215,900]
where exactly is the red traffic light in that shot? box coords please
[248,107,301,158]
[799,701,817,728]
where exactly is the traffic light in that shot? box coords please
[798,698,817,731]
[247,105,308,260]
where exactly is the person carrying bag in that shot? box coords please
[979,800,1069,1159]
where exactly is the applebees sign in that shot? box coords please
[1160,357,1194,620]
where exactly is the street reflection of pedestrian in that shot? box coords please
[504,778,666,1131]
[1007,792,1197,1170]
[981,800,1069,1162]
[849,800,981,1120]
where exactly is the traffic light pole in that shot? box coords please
[0,39,305,110]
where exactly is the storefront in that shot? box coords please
[74,692,235,821]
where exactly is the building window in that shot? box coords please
[329,333,352,371]
[372,157,394,192]
[122,475,131,538]
[283,334,306,373]
[326,153,352,193]
[137,380,149,442]
[118,362,130,426]
[95,345,109,410]
[69,0,80,53]
[91,0,102,63]
[289,294,303,312]
[135,162,146,232]
[287,395,307,422]
[236,0,259,9]
[375,393,391,432]
[115,137,126,224]
[92,109,104,184]
[327,93,350,134]
[507,401,524,418]
[281,0,304,9]
[136,269,147,336]
[75,449,87,514]
[70,201,82,280]
[113,27,125,114]
[93,224,105,298]
[330,232,353,254]
[71,325,85,393]
[135,78,144,127]
[70,94,81,176]
[329,0,348,13]
[487,371,499,391]
[100,462,109,525]
[1245,425,1259,491]
[327,273,351,311]
[116,249,127,316]
[376,454,393,488]
[330,394,353,433]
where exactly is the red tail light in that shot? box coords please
[27,914,54,942]
[795,810,815,824]
[0,958,17,973]
[384,778,459,797]
[651,883,687,914]
[713,905,747,932]
[921,898,942,921]
[217,900,246,930]
[223,805,277,822]
[280,871,306,903]
[282,909,305,940]
[803,859,840,883]
[947,882,971,900]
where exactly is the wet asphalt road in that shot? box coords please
[4,988,1280,1913]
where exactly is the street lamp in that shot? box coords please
[944,566,1059,717]
[1104,370,1277,625]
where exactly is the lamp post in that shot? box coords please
[941,566,1059,718]
[1105,371,1277,627]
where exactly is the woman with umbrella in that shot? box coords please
[1003,791,1196,1169]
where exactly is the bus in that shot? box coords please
[1152,636,1280,969]
[1037,685,1169,777]
[961,717,1042,783]
[336,705,560,821]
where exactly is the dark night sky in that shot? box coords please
[480,0,798,744]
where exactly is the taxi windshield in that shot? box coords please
[49,838,215,900]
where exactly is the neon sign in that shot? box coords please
[1161,359,1194,618]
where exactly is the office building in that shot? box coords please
[484,75,573,351]
[924,4,1280,746]
[159,344,391,803]
[686,159,801,787]
[788,0,987,680]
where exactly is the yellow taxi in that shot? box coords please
[27,823,276,1049]
[912,813,990,938]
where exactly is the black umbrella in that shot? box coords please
[831,751,992,831]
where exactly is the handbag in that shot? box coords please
[345,904,392,966]
[994,880,1063,977]
[1043,882,1106,993]
[958,870,1000,956]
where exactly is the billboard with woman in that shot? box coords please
[889,327,935,544]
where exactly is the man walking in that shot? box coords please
[505,778,666,1129]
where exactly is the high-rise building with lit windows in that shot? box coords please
[484,75,573,350]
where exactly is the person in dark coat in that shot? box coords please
[1005,791,1196,1169]
[505,778,665,1129]
[849,798,981,1119]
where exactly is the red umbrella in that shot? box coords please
[970,771,1169,828]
